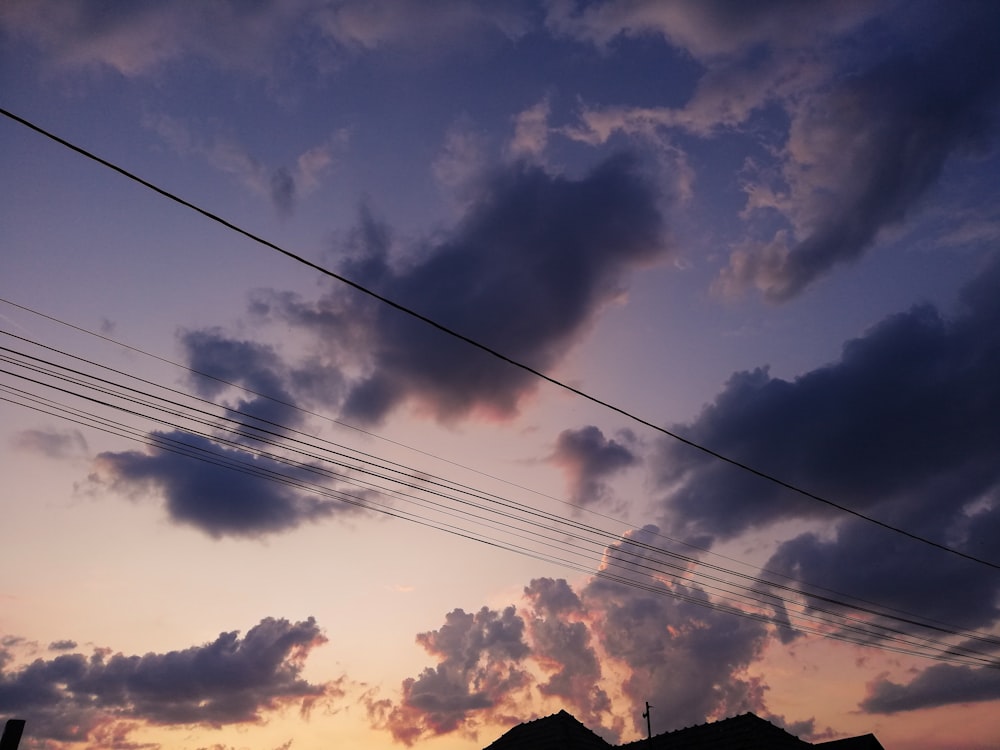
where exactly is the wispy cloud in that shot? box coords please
[0,0,307,78]
[507,98,552,163]
[0,0,534,80]
[313,0,532,53]
[11,427,88,459]
[143,113,346,218]
[546,0,882,61]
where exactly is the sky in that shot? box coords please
[2,1,1000,749]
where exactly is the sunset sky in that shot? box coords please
[2,2,1000,749]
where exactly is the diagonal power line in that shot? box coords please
[2,105,997,571]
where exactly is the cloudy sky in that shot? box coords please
[2,2,999,749]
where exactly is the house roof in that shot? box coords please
[482,711,883,750]
[619,713,812,750]
[484,709,613,750]
[815,734,886,750]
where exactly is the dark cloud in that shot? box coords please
[765,515,1000,635]
[181,328,332,433]
[661,254,1000,542]
[95,151,650,545]
[861,664,1000,714]
[549,426,639,507]
[48,640,78,651]
[657,255,1000,646]
[370,606,531,745]
[11,427,88,459]
[259,154,669,425]
[722,2,1000,300]
[0,617,333,744]
[92,430,347,538]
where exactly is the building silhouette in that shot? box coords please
[483,709,885,750]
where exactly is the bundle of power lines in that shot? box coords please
[1,303,998,671]
[2,107,999,672]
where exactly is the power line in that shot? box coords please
[10,312,984,656]
[6,320,998,650]
[2,107,996,571]
[9,294,991,643]
[2,335,998,668]
[4,378,995,668]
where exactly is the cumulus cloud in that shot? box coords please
[655,254,1000,649]
[719,3,1000,300]
[256,154,668,425]
[764,511,1000,637]
[861,664,1000,714]
[551,2,1000,300]
[368,606,531,745]
[660,254,1000,539]
[523,578,611,730]
[586,527,770,734]
[90,431,349,538]
[76,155,662,541]
[548,426,639,507]
[0,617,335,746]
[83,327,357,539]
[374,529,777,745]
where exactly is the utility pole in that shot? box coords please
[642,702,652,745]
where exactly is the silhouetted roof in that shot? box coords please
[484,709,613,750]
[815,734,885,750]
[619,713,811,750]
[482,711,884,750]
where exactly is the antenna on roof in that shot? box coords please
[642,702,652,743]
